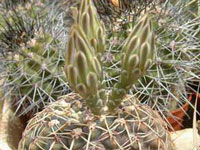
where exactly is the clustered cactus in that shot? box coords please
[18,0,174,149]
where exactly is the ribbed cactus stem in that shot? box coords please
[107,14,156,112]
[65,0,106,115]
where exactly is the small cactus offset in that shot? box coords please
[19,0,174,149]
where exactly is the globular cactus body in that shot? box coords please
[19,93,174,150]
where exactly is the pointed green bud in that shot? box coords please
[75,30,91,59]
[88,6,96,34]
[142,15,148,26]
[64,0,106,115]
[134,20,143,34]
[86,72,98,93]
[140,25,149,44]
[124,22,141,45]
[123,36,138,56]
[122,37,138,69]
[93,57,102,76]
[139,43,150,69]
[75,0,106,57]
[65,37,75,65]
[123,21,142,47]
[90,38,97,50]
[80,0,87,14]
[97,27,106,54]
[128,54,139,70]
[76,52,88,84]
[82,13,90,35]
[108,13,156,112]
[66,65,77,89]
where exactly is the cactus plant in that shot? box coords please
[0,2,71,117]
[18,0,174,149]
